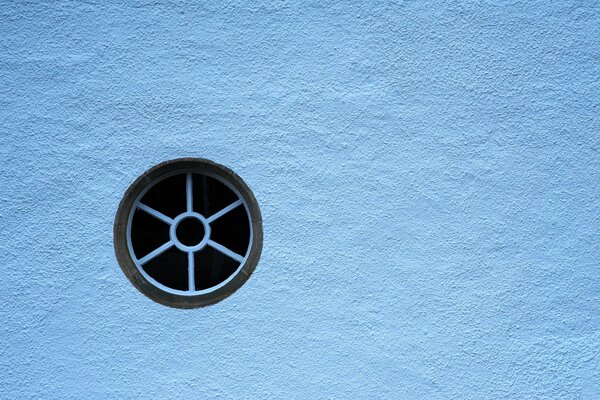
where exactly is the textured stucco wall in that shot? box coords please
[1,1,599,399]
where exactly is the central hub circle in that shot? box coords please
[175,217,206,247]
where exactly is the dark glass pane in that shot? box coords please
[192,174,238,217]
[210,206,250,256]
[130,209,170,259]
[143,247,188,291]
[141,174,186,218]
[194,246,240,290]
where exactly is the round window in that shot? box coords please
[114,158,263,308]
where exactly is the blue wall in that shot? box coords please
[1,1,599,399]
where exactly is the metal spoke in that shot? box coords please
[208,240,244,263]
[207,199,243,223]
[188,251,195,291]
[186,173,193,213]
[138,241,174,265]
[137,203,174,224]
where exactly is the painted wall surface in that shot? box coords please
[1,1,599,399]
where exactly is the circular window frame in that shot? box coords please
[114,158,263,308]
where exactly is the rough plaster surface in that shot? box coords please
[1,1,599,399]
